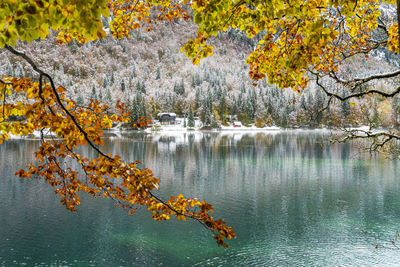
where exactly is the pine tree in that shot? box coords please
[300,93,307,110]
[371,98,380,127]
[393,96,400,126]
[195,88,201,110]
[314,89,325,125]
[102,76,108,89]
[141,81,146,94]
[122,40,127,53]
[131,65,136,78]
[179,78,185,95]
[121,79,125,92]
[191,72,201,87]
[135,80,141,92]
[130,92,147,124]
[173,78,185,96]
[204,109,211,127]
[218,94,227,124]
[211,113,219,129]
[173,81,179,95]
[155,66,161,80]
[106,87,112,103]
[109,69,115,85]
[75,67,80,78]
[6,61,14,77]
[188,105,195,128]
[129,76,132,89]
[91,84,97,101]
[341,99,350,119]
[279,106,288,128]
[76,93,84,106]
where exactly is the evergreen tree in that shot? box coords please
[121,79,125,92]
[191,72,201,87]
[98,89,103,102]
[204,109,211,127]
[6,61,13,76]
[141,81,146,94]
[91,84,97,101]
[130,92,147,124]
[14,65,23,77]
[279,106,288,127]
[314,89,325,125]
[75,67,80,78]
[122,40,127,53]
[371,98,381,127]
[307,92,313,111]
[300,93,307,110]
[211,113,219,129]
[110,69,115,85]
[173,81,179,95]
[135,80,141,92]
[341,99,350,119]
[393,96,400,126]
[155,66,161,80]
[173,78,185,95]
[218,94,227,123]
[102,76,108,89]
[195,88,201,110]
[188,105,195,128]
[76,93,84,106]
[106,87,112,103]
[179,78,185,95]
[131,65,136,78]
[230,97,239,117]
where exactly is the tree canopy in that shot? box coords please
[1,0,400,247]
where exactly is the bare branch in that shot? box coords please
[316,75,400,101]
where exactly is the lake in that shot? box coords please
[1,131,400,266]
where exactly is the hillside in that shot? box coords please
[1,18,400,129]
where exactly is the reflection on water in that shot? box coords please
[1,131,400,266]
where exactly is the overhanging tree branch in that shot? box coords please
[4,45,114,161]
[2,44,232,244]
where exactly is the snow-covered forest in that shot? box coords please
[2,18,400,129]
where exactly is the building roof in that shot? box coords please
[157,113,177,117]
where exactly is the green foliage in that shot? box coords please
[255,118,266,128]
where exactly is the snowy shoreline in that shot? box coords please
[1,124,382,141]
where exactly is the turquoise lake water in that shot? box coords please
[1,131,400,266]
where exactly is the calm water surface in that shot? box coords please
[1,131,400,266]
